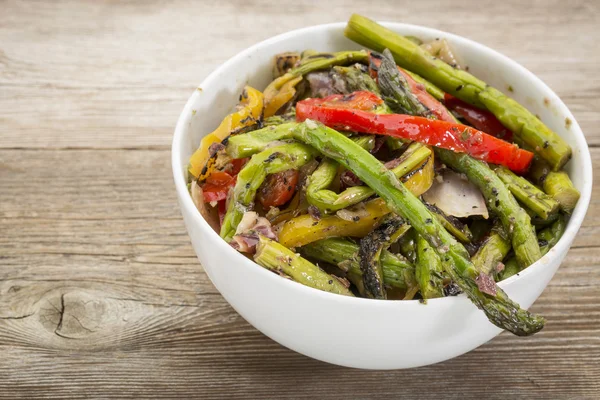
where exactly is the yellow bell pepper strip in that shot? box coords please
[263,75,303,119]
[278,154,434,248]
[188,86,264,180]
[396,147,434,196]
[279,198,389,248]
[263,50,369,118]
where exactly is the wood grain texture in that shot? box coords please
[0,0,598,399]
[1,0,599,149]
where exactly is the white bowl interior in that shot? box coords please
[172,22,592,369]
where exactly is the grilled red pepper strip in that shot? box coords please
[201,171,236,203]
[296,92,534,173]
[444,94,513,141]
[310,90,384,111]
[368,52,455,122]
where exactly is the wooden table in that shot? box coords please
[1,1,598,398]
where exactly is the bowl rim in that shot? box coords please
[172,21,593,307]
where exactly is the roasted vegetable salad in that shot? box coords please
[188,14,579,336]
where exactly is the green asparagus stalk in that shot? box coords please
[352,135,377,152]
[526,207,560,227]
[499,216,565,281]
[403,70,446,101]
[437,149,541,269]
[424,202,473,243]
[220,143,317,241]
[530,159,579,214]
[471,230,511,275]
[397,228,417,264]
[358,216,408,299]
[499,258,520,281]
[254,236,354,296]
[494,166,560,220]
[386,136,405,151]
[345,14,572,170]
[332,65,381,94]
[405,35,423,45]
[537,215,566,256]
[377,49,431,117]
[228,123,377,158]
[299,238,415,289]
[415,234,444,300]
[306,142,431,213]
[470,219,493,243]
[543,172,580,214]
[263,110,297,127]
[227,123,296,158]
[292,50,369,76]
[307,158,374,213]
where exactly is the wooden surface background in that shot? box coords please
[1,0,599,398]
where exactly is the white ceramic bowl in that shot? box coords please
[172,22,592,369]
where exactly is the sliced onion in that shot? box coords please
[422,170,489,219]
[420,39,443,56]
[235,211,260,235]
[421,38,463,69]
[438,39,462,69]
[336,202,370,221]
[233,211,278,252]
[231,233,260,253]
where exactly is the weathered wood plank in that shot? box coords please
[0,0,598,149]
[0,247,598,399]
[0,147,599,398]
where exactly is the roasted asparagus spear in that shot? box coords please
[529,160,580,214]
[358,216,409,299]
[255,236,354,296]
[299,238,415,290]
[494,166,559,220]
[415,234,444,299]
